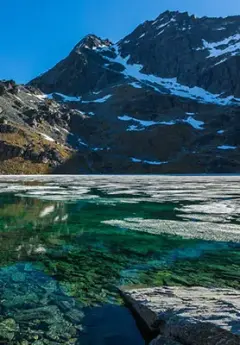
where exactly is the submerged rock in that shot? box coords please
[0,318,19,341]
[121,286,240,345]
[0,264,83,345]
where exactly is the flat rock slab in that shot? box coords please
[121,286,240,345]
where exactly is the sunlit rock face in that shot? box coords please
[0,82,75,174]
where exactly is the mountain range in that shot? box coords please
[1,10,240,174]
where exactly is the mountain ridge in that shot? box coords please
[30,10,240,98]
[1,11,240,174]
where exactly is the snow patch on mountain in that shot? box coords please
[103,46,240,106]
[82,94,112,103]
[157,30,165,36]
[127,125,145,132]
[92,44,109,50]
[131,157,169,165]
[47,93,81,102]
[39,133,55,142]
[118,114,204,130]
[183,116,204,130]
[92,147,104,151]
[118,115,171,131]
[214,58,228,66]
[131,158,142,163]
[118,115,159,127]
[34,94,48,100]
[78,138,88,147]
[74,35,112,53]
[129,82,142,89]
[201,34,240,59]
[156,18,176,31]
[218,145,237,150]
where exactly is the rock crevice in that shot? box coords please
[121,286,240,345]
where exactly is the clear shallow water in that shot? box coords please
[0,175,239,345]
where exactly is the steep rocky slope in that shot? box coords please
[0,81,75,174]
[1,11,240,174]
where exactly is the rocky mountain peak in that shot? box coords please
[18,11,240,175]
[74,34,112,53]
[30,9,240,99]
[151,10,195,28]
[156,10,190,19]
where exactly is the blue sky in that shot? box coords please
[1,0,240,83]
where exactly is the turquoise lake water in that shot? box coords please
[0,175,239,344]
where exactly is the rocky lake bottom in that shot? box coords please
[0,175,239,345]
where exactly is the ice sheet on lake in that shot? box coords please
[102,217,240,243]
[178,200,239,215]
[39,205,55,218]
[0,175,239,244]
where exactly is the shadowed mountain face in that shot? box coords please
[30,11,240,98]
[1,11,240,174]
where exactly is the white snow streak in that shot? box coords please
[183,116,204,130]
[39,133,55,142]
[47,93,81,102]
[118,114,204,130]
[131,157,168,165]
[130,82,142,89]
[201,34,240,59]
[104,46,240,106]
[82,94,112,103]
[218,145,237,150]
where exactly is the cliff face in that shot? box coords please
[1,11,240,174]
